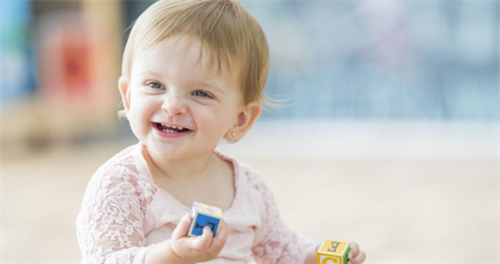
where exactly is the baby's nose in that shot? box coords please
[161,96,187,116]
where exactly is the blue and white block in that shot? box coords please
[188,202,223,237]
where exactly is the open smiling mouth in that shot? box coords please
[153,122,191,134]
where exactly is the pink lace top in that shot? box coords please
[76,143,317,264]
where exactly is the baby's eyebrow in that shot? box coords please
[138,70,225,95]
[137,70,163,78]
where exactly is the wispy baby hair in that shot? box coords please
[121,0,273,107]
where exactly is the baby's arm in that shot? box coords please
[250,175,319,264]
[76,169,151,263]
[249,173,366,264]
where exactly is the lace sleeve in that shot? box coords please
[251,173,318,264]
[76,163,152,264]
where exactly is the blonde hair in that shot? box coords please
[120,0,274,111]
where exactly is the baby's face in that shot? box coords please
[122,35,244,160]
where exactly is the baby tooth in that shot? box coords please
[172,125,177,129]
[178,126,184,130]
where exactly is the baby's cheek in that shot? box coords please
[128,116,145,139]
[127,108,150,137]
[196,115,229,139]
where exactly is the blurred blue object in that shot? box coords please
[243,1,499,120]
[0,0,36,110]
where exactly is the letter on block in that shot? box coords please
[316,239,351,264]
[188,202,223,237]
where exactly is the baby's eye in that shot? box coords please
[146,82,163,89]
[192,90,212,98]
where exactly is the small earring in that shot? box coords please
[231,132,236,137]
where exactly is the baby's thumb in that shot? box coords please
[172,213,192,240]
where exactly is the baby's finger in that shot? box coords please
[193,226,213,250]
[349,250,366,264]
[348,242,360,259]
[211,221,228,250]
[172,213,192,240]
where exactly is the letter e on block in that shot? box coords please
[187,201,223,237]
[316,239,351,264]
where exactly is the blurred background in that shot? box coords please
[1,0,498,263]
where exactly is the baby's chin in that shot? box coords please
[144,141,217,161]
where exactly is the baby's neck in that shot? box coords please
[142,145,235,211]
[143,147,217,182]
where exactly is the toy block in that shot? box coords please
[317,239,351,264]
[187,201,223,237]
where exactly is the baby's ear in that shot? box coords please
[118,76,131,112]
[226,101,262,143]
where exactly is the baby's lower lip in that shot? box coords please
[152,122,192,138]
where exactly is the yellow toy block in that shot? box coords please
[317,239,351,264]
[188,202,223,237]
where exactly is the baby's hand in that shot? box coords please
[170,213,228,264]
[348,242,366,264]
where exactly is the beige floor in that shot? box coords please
[1,121,498,263]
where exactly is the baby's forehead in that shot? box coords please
[133,35,240,80]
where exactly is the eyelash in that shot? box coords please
[192,90,213,98]
[146,82,163,89]
[145,81,213,99]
